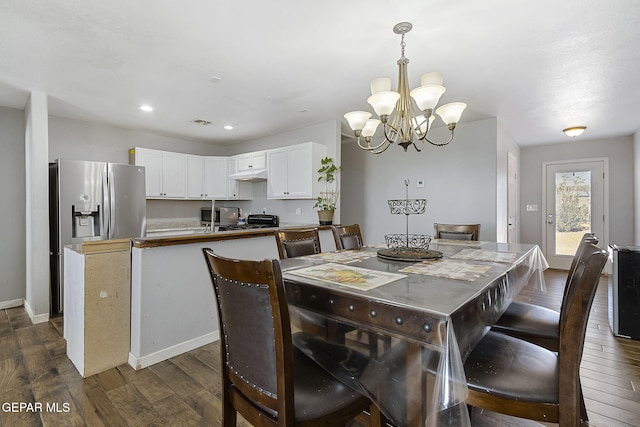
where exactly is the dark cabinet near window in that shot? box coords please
[609,245,640,340]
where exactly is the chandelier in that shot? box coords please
[344,22,466,154]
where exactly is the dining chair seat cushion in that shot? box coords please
[283,240,319,258]
[250,333,370,422]
[491,301,560,351]
[464,331,558,403]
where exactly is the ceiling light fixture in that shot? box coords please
[563,126,586,137]
[344,22,466,154]
[193,119,211,125]
[223,125,234,130]
[139,105,154,112]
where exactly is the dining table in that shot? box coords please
[279,239,548,427]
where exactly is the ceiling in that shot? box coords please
[1,0,639,147]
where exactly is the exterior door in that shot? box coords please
[543,159,606,269]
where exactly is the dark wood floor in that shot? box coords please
[1,270,639,426]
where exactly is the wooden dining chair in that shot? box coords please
[461,241,608,425]
[491,232,598,351]
[274,228,322,259]
[202,249,381,427]
[332,224,364,250]
[433,223,481,241]
[274,228,358,343]
[331,224,392,357]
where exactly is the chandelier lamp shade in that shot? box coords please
[344,22,466,154]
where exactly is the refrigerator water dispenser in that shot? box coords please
[72,205,101,238]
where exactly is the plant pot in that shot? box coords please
[317,209,335,225]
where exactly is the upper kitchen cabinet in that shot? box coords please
[227,156,253,200]
[237,151,267,172]
[131,147,186,198]
[187,155,228,199]
[267,142,326,199]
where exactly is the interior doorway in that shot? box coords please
[542,159,608,269]
[507,152,518,243]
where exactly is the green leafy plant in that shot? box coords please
[313,156,342,211]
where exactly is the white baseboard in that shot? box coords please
[0,298,24,310]
[22,299,50,324]
[128,331,220,370]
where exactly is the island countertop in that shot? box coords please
[132,224,336,248]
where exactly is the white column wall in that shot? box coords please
[634,130,640,245]
[24,91,50,323]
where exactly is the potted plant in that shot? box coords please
[314,156,342,225]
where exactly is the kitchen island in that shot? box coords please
[129,226,337,369]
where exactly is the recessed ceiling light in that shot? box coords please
[563,126,586,137]
[139,105,154,112]
[224,125,234,130]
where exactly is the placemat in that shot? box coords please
[287,263,406,291]
[400,259,492,282]
[302,250,377,264]
[450,248,518,263]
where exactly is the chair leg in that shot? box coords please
[369,404,384,426]
[579,385,588,424]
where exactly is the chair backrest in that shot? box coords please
[557,242,607,420]
[434,223,481,241]
[202,249,295,416]
[274,228,321,259]
[332,224,364,250]
[560,232,599,315]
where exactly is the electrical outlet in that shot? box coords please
[295,208,302,215]
[417,179,425,188]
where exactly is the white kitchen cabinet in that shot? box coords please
[203,156,228,199]
[187,155,205,198]
[187,155,228,200]
[267,142,326,199]
[227,156,253,200]
[237,150,266,171]
[132,147,186,198]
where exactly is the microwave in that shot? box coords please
[201,207,239,226]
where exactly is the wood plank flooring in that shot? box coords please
[1,269,639,426]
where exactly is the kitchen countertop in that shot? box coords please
[133,224,334,248]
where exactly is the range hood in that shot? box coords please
[228,168,268,181]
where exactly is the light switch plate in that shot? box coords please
[417,180,425,188]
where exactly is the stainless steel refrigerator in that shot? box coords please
[49,159,146,315]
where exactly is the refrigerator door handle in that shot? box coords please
[108,166,117,239]
[102,166,111,239]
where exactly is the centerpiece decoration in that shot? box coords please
[314,156,342,225]
[378,178,443,261]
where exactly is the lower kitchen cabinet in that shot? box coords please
[64,239,131,377]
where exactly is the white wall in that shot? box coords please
[48,115,224,163]
[0,107,26,307]
[221,120,342,225]
[341,118,499,245]
[520,135,634,248]
[634,130,640,245]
